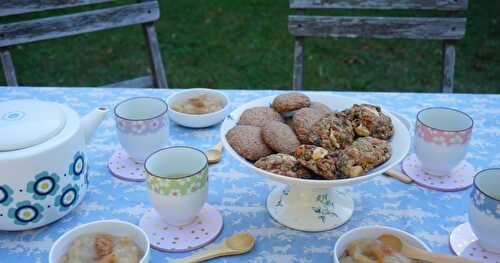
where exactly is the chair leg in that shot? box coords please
[0,48,18,86]
[441,40,456,93]
[142,22,168,88]
[293,37,304,90]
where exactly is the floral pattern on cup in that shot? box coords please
[0,185,14,206]
[115,116,166,135]
[54,184,80,212]
[416,121,472,146]
[26,172,60,200]
[68,151,86,180]
[7,201,44,225]
[472,188,500,220]
[146,167,208,197]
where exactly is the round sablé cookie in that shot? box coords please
[309,101,332,116]
[238,106,284,127]
[226,125,273,161]
[272,92,311,113]
[262,121,300,155]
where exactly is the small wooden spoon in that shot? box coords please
[172,232,255,263]
[384,169,413,184]
[377,234,480,263]
[206,142,223,164]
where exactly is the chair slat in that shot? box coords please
[289,16,466,40]
[0,48,18,86]
[0,0,114,17]
[0,2,159,47]
[290,0,468,11]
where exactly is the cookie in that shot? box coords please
[309,101,332,116]
[238,106,284,127]
[293,107,328,143]
[343,104,394,140]
[226,125,273,161]
[255,153,312,179]
[337,137,391,178]
[272,92,311,113]
[295,145,337,180]
[308,112,355,151]
[262,121,300,154]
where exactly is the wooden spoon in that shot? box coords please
[206,142,223,164]
[171,232,255,263]
[384,169,413,184]
[377,234,480,263]
[383,111,413,184]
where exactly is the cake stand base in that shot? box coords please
[266,185,353,232]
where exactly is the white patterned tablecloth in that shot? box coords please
[1,87,499,262]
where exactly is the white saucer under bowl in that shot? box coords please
[450,222,500,262]
[221,93,411,232]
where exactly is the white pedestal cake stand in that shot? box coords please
[221,94,411,232]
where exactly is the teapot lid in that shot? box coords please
[0,100,66,151]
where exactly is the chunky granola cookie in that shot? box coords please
[238,106,284,127]
[226,125,273,161]
[308,112,355,151]
[343,104,394,140]
[255,153,312,179]
[292,107,327,143]
[262,121,301,154]
[337,137,391,178]
[272,92,311,113]
[295,145,338,180]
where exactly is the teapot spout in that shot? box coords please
[81,106,108,144]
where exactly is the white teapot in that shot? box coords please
[0,100,107,231]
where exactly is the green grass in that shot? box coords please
[1,0,499,93]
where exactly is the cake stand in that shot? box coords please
[220,93,411,232]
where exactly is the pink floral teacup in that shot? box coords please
[114,97,170,163]
[415,107,473,176]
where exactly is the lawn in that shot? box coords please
[1,0,499,93]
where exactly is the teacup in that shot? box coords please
[114,97,170,163]
[144,146,209,226]
[469,168,500,254]
[415,107,473,176]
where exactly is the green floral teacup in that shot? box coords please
[145,146,208,226]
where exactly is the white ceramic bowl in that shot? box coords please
[220,93,411,231]
[49,220,150,263]
[167,88,230,128]
[334,226,431,263]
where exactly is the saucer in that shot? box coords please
[139,204,223,252]
[108,149,146,182]
[450,222,500,262]
[402,154,475,192]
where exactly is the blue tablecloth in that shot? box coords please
[1,87,499,263]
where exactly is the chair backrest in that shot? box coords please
[288,0,468,92]
[0,0,168,88]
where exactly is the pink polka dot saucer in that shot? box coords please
[402,154,476,192]
[139,204,223,252]
[108,149,146,182]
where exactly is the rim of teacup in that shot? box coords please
[144,146,208,180]
[473,168,500,202]
[114,96,168,121]
[416,107,473,132]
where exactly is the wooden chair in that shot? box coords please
[0,0,168,88]
[289,0,468,93]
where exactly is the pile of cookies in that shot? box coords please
[226,92,394,180]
